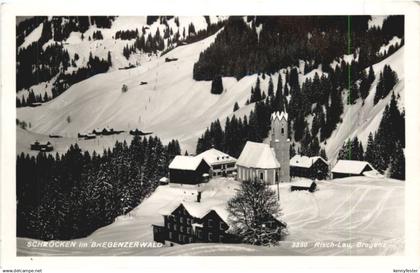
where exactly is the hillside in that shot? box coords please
[17,176,404,256]
[17,43,404,161]
[16,30,258,153]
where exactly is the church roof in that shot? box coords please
[236,141,280,169]
[290,155,328,168]
[195,148,236,165]
[332,160,376,174]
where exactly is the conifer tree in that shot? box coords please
[211,75,223,95]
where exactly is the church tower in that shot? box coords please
[270,111,290,182]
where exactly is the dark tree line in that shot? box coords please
[115,29,139,40]
[16,16,115,94]
[337,93,405,179]
[17,135,181,241]
[193,16,404,81]
[92,30,104,40]
[16,16,48,47]
[365,93,405,179]
[374,65,399,105]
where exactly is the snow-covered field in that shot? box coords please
[17,176,404,256]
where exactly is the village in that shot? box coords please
[151,111,383,246]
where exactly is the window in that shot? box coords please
[208,232,213,242]
[208,219,213,228]
[186,218,191,225]
[281,127,284,134]
[169,232,173,240]
[174,224,177,231]
[189,237,194,243]
[178,234,182,242]
[180,217,184,224]
[219,222,225,231]
[260,172,264,180]
[197,230,202,239]
[275,172,279,182]
[167,223,171,230]
[187,227,191,234]
[180,226,184,233]
[219,235,224,242]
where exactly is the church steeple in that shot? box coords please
[270,111,290,182]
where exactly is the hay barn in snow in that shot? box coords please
[169,156,211,185]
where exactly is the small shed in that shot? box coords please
[169,156,211,185]
[331,160,377,179]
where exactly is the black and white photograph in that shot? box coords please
[1,1,420,272]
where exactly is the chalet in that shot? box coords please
[331,160,377,179]
[195,148,237,177]
[236,111,290,184]
[101,127,114,135]
[236,141,281,184]
[152,202,286,246]
[290,155,329,180]
[30,141,53,152]
[129,128,152,136]
[169,156,211,185]
[152,202,238,245]
[84,133,96,139]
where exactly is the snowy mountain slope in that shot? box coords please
[16,31,261,153]
[17,16,226,100]
[325,47,404,163]
[17,176,404,256]
[17,23,404,160]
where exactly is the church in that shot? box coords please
[236,111,290,184]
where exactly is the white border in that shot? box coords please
[1,1,419,272]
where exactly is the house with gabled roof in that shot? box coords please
[168,156,211,184]
[195,148,237,177]
[290,155,329,180]
[331,160,378,179]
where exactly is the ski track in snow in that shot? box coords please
[17,177,404,256]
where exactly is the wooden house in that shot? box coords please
[30,140,53,152]
[290,155,329,180]
[195,148,237,177]
[331,160,377,179]
[152,202,238,245]
[169,156,211,185]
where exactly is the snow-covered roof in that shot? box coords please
[169,155,206,171]
[159,202,229,223]
[236,141,280,169]
[159,177,169,182]
[332,160,376,174]
[195,148,236,165]
[290,155,328,168]
[271,111,288,121]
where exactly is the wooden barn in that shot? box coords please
[30,141,53,152]
[331,160,377,179]
[195,148,237,177]
[152,202,238,245]
[290,155,329,180]
[236,141,281,184]
[169,156,211,185]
